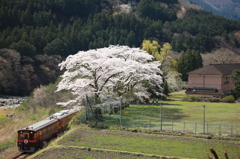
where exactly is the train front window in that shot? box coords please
[30,132,34,140]
[18,132,23,139]
[24,134,28,139]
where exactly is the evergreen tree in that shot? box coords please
[232,69,240,99]
[193,50,203,69]
[9,40,36,57]
[162,80,169,99]
[177,49,203,81]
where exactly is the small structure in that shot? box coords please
[185,63,240,98]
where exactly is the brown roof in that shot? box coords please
[187,63,240,75]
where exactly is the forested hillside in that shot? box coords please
[0,0,240,96]
[187,0,240,21]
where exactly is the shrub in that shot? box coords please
[236,97,240,103]
[222,95,235,103]
[204,97,221,102]
[72,112,86,125]
[182,95,201,102]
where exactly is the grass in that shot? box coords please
[47,128,240,159]
[32,147,170,159]
[121,90,240,125]
[2,90,240,159]
[96,90,240,136]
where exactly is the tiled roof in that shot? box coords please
[187,63,240,75]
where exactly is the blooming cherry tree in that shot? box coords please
[56,45,163,108]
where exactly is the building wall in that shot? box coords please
[188,74,222,89]
[222,76,235,91]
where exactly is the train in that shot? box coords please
[17,109,77,153]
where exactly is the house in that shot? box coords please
[185,63,240,98]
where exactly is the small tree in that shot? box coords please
[232,69,240,100]
[141,40,182,93]
[162,80,169,100]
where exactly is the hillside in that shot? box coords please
[0,0,240,96]
[187,0,240,21]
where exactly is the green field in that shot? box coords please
[31,127,240,159]
[97,90,240,136]
[30,91,240,159]
[122,90,240,125]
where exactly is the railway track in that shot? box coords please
[5,152,30,159]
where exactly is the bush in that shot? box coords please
[72,112,86,125]
[182,95,201,102]
[204,97,221,102]
[222,95,235,103]
[236,97,240,103]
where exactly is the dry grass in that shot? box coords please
[0,81,74,159]
[0,106,55,159]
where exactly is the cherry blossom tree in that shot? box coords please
[56,45,163,109]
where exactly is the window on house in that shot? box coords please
[193,89,217,92]
[224,77,229,84]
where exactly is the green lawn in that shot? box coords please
[100,90,240,135]
[122,90,240,125]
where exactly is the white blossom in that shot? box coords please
[56,45,163,107]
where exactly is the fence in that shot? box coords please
[84,114,240,136]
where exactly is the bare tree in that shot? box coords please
[201,48,240,66]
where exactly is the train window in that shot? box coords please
[30,132,34,140]
[24,134,28,139]
[18,133,23,140]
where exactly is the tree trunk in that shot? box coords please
[224,152,229,159]
[210,149,219,159]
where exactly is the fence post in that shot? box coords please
[138,118,140,130]
[203,105,206,134]
[160,103,163,131]
[219,124,221,135]
[120,97,122,127]
[206,123,208,134]
[195,123,197,133]
[183,122,185,132]
[172,121,174,131]
[148,119,150,131]
[230,125,233,137]
[116,117,118,126]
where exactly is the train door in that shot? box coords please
[23,132,29,144]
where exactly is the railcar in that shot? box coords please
[17,109,77,153]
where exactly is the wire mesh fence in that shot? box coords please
[83,114,240,136]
